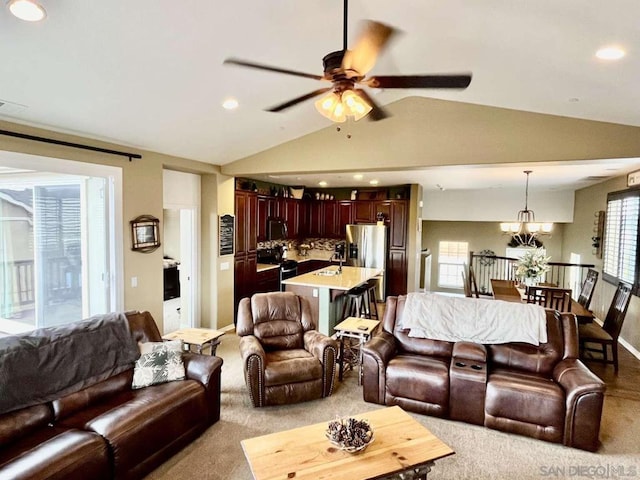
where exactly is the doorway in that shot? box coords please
[163,170,200,334]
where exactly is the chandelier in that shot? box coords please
[500,170,553,246]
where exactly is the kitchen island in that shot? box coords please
[281,265,383,336]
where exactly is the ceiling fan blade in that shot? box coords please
[224,58,325,81]
[355,89,389,121]
[342,21,396,76]
[366,74,472,89]
[267,88,333,112]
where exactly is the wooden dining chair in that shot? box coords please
[461,268,472,297]
[526,286,572,312]
[468,265,480,298]
[579,282,632,373]
[577,269,599,309]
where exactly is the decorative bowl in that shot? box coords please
[326,417,374,454]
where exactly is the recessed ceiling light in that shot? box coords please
[222,98,239,110]
[318,181,328,187]
[7,0,46,21]
[353,174,363,180]
[595,46,625,60]
[369,179,379,186]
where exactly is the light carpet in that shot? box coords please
[145,334,640,480]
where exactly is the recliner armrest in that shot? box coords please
[239,336,266,366]
[304,330,338,362]
[554,358,605,397]
[553,358,606,451]
[361,331,397,366]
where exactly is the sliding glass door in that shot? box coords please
[0,169,115,333]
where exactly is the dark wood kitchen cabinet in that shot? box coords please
[337,201,354,236]
[256,267,279,293]
[387,249,407,297]
[308,201,338,237]
[353,201,374,223]
[257,195,277,242]
[234,191,257,312]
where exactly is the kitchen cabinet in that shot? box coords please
[389,200,407,249]
[235,191,257,254]
[387,249,407,297]
[256,267,279,293]
[257,195,277,242]
[353,201,374,223]
[308,201,337,237]
[337,201,353,237]
[235,191,258,313]
[298,260,330,274]
[283,198,301,238]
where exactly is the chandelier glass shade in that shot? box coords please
[314,89,372,123]
[500,171,553,246]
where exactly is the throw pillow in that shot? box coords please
[132,340,185,389]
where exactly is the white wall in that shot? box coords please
[423,188,574,222]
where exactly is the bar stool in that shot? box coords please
[364,279,379,320]
[340,285,369,320]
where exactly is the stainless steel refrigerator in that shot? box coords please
[345,224,387,300]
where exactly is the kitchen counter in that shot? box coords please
[282,265,383,335]
[256,250,335,273]
[281,266,382,291]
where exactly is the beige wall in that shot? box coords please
[0,120,226,332]
[421,220,565,294]
[222,97,640,177]
[563,175,640,354]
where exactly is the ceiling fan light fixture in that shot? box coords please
[315,92,346,123]
[342,90,372,121]
[7,0,46,22]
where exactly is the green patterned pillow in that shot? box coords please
[132,340,185,389]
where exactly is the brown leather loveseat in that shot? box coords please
[362,295,606,451]
[0,311,223,479]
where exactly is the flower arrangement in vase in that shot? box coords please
[515,248,551,286]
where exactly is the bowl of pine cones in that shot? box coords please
[326,417,374,454]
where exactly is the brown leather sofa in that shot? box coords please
[362,296,606,451]
[237,292,338,407]
[0,311,223,479]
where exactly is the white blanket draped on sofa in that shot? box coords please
[401,292,547,345]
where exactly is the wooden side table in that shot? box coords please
[334,317,380,385]
[162,328,225,355]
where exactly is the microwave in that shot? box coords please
[267,217,288,241]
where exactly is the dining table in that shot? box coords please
[490,279,594,323]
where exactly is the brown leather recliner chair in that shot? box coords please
[237,292,339,407]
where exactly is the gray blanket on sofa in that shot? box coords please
[0,312,139,415]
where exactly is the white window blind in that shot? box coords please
[603,191,639,290]
[437,241,468,288]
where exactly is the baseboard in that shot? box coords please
[585,317,640,361]
[619,336,640,360]
[220,323,236,333]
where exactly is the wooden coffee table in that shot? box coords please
[162,328,225,355]
[241,406,454,480]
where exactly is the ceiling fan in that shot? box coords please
[223,0,472,123]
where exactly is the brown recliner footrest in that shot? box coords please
[449,341,487,425]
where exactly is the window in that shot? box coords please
[603,189,639,294]
[0,156,122,334]
[438,241,468,288]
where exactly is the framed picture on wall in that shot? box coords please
[131,215,161,252]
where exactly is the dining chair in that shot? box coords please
[468,265,480,298]
[579,282,632,373]
[577,269,599,309]
[526,286,572,312]
[461,268,472,297]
